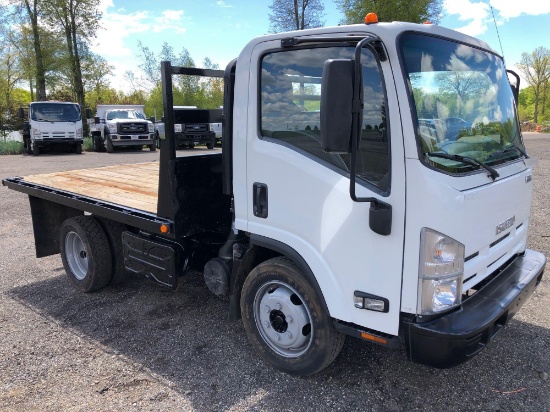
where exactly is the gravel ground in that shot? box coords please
[1,138,549,411]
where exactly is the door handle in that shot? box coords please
[253,182,268,218]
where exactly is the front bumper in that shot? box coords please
[403,249,545,368]
[34,139,81,147]
[110,134,155,146]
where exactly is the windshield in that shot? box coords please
[401,33,525,174]
[30,103,81,122]
[106,110,145,120]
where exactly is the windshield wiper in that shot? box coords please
[485,145,528,161]
[426,152,500,181]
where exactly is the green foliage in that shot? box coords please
[338,0,442,24]
[518,85,550,123]
[0,141,24,155]
[82,137,93,151]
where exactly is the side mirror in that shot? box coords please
[18,107,24,119]
[85,108,92,118]
[320,59,354,153]
[149,116,156,123]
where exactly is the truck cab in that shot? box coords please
[88,105,156,152]
[213,20,544,371]
[19,101,83,156]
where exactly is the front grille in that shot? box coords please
[119,123,147,134]
[42,132,76,139]
[184,124,207,133]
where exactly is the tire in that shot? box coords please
[105,136,114,153]
[136,145,143,151]
[92,136,102,152]
[149,143,156,152]
[97,218,128,285]
[241,257,345,376]
[75,143,82,154]
[206,142,214,149]
[32,142,40,156]
[25,137,32,155]
[188,143,195,149]
[60,216,113,292]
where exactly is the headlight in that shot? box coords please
[108,123,117,133]
[76,128,83,139]
[32,128,42,139]
[148,123,154,133]
[418,228,464,315]
[174,124,182,133]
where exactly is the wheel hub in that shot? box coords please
[254,281,313,357]
[65,231,88,281]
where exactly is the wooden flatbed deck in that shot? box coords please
[22,162,159,214]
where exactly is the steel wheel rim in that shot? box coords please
[65,231,88,280]
[253,280,313,358]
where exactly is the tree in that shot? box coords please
[42,0,102,114]
[338,0,442,25]
[268,0,325,33]
[20,0,47,100]
[517,47,550,123]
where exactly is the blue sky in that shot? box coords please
[94,0,550,90]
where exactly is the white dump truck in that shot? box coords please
[87,104,156,152]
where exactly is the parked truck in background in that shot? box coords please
[19,101,83,156]
[155,106,221,149]
[87,104,156,153]
[3,18,546,376]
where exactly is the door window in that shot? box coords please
[260,46,390,192]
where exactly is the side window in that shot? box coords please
[260,46,390,192]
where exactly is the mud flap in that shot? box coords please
[122,231,177,289]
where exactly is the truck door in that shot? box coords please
[242,39,406,336]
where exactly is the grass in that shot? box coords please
[0,140,24,155]
[83,137,93,152]
[0,138,94,154]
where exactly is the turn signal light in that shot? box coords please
[160,224,169,234]
[364,13,378,24]
[360,332,387,345]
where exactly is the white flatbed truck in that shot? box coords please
[3,18,545,375]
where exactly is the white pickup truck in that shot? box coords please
[19,101,83,156]
[87,104,156,152]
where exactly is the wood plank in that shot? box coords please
[23,161,160,214]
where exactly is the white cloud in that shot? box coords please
[443,0,550,36]
[490,0,550,19]
[153,9,187,33]
[216,1,234,8]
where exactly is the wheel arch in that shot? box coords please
[228,234,331,321]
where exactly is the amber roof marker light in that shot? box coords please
[364,13,378,25]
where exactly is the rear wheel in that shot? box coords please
[241,257,345,376]
[97,218,128,285]
[60,216,113,292]
[25,137,32,154]
[206,142,214,149]
[135,145,143,151]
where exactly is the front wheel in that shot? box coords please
[75,143,82,154]
[60,216,113,292]
[105,137,114,153]
[241,257,345,376]
[32,142,40,156]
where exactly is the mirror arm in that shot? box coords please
[349,37,392,236]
